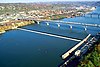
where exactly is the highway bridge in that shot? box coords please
[82,13,100,18]
[16,18,99,66]
[17,18,100,29]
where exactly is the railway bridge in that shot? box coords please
[17,18,100,31]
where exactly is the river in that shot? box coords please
[0,7,100,67]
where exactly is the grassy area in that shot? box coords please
[78,42,100,67]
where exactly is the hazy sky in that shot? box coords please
[0,0,100,3]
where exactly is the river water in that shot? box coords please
[0,7,100,67]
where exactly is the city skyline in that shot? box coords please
[0,0,100,3]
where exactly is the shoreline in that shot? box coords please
[44,7,96,20]
[59,33,100,67]
[78,41,100,67]
[0,20,35,34]
[0,7,96,35]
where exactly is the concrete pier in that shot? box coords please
[57,23,60,27]
[62,34,91,59]
[98,15,100,18]
[37,21,40,24]
[90,14,92,18]
[70,25,72,29]
[84,26,87,31]
[46,22,49,26]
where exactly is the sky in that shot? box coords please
[0,0,100,3]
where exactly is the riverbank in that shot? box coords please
[78,40,100,67]
[0,7,96,35]
[41,13,82,20]
[0,20,35,34]
[41,7,96,20]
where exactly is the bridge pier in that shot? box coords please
[98,15,100,18]
[83,14,85,17]
[46,22,49,26]
[85,27,87,31]
[57,23,60,27]
[69,25,72,29]
[84,26,87,31]
[90,14,92,18]
[37,21,40,24]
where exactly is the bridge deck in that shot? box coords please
[17,18,100,27]
[87,13,100,15]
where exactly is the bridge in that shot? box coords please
[17,28,81,42]
[17,18,100,30]
[82,13,100,18]
[16,18,98,65]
